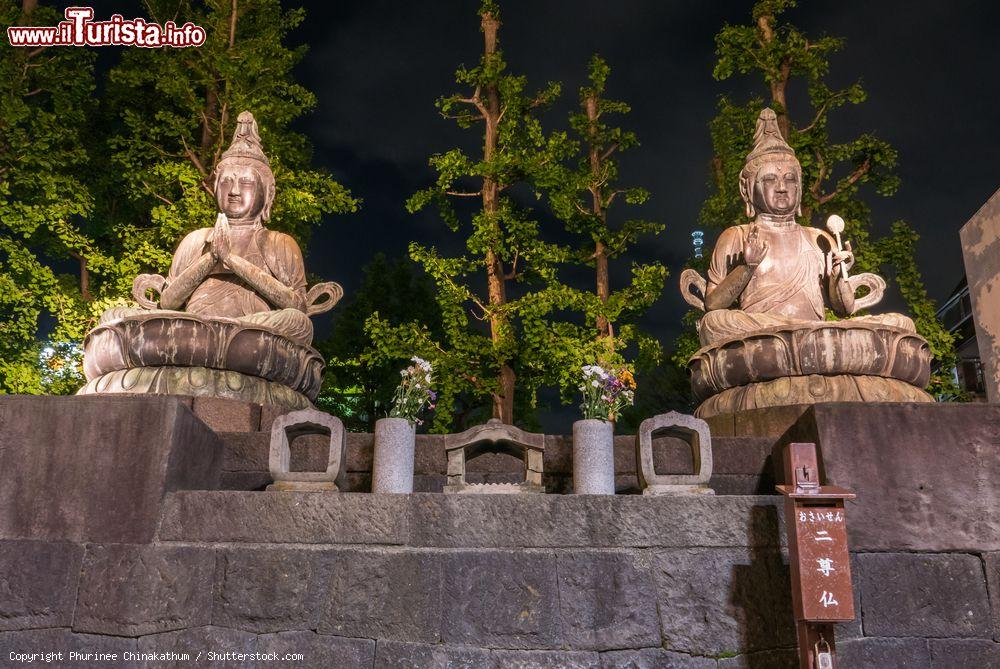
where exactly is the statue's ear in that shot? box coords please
[262,180,275,221]
[739,174,754,218]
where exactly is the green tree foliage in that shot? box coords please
[367,2,577,430]
[697,0,958,395]
[316,254,443,432]
[2,0,357,394]
[543,54,667,400]
[100,0,357,301]
[0,1,106,393]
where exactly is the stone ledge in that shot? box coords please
[158,491,786,549]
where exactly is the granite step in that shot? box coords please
[157,490,786,549]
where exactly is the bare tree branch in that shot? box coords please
[817,158,871,205]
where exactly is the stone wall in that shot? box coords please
[0,396,998,668]
[961,186,1000,402]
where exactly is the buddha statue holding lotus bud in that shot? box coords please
[79,112,342,409]
[681,108,933,417]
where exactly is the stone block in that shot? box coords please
[213,548,330,632]
[159,491,407,544]
[711,438,774,476]
[408,494,784,550]
[556,552,660,650]
[0,628,137,668]
[321,549,443,643]
[732,404,809,438]
[258,631,375,669]
[928,639,1000,668]
[961,187,1000,402]
[650,548,795,656]
[858,553,991,638]
[192,396,260,432]
[987,552,1000,641]
[219,431,270,471]
[493,649,601,668]
[0,395,222,543]
[600,649,717,668]
[74,544,215,636]
[441,551,561,649]
[835,637,930,668]
[716,649,796,668]
[413,435,447,474]
[373,640,497,669]
[787,403,1000,551]
[834,554,863,640]
[260,403,286,432]
[0,540,83,631]
[220,471,270,490]
[708,475,765,495]
[137,626,257,668]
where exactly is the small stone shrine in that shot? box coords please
[680,108,933,417]
[77,112,342,409]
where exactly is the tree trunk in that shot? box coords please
[585,93,613,341]
[70,251,92,302]
[22,0,37,15]
[770,77,790,139]
[757,13,791,139]
[481,11,515,424]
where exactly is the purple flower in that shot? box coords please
[428,390,437,401]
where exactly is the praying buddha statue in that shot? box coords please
[79,111,342,409]
[680,108,932,418]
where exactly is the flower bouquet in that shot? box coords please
[579,364,636,421]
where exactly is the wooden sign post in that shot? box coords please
[777,443,856,669]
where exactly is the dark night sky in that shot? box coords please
[282,0,1000,345]
[80,0,1000,350]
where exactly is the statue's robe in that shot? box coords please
[101,223,314,346]
[699,221,915,347]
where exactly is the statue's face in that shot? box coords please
[215,165,266,221]
[753,159,800,216]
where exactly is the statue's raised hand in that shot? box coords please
[743,224,769,268]
[211,213,232,264]
[831,240,855,275]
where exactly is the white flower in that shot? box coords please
[591,380,600,387]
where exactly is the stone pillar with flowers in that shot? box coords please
[372,357,436,493]
[572,365,636,495]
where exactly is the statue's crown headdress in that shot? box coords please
[220,111,270,167]
[739,108,801,218]
[744,108,796,167]
[214,111,275,222]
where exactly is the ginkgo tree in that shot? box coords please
[366,1,583,429]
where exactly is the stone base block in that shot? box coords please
[78,366,312,411]
[265,481,338,492]
[443,482,544,494]
[0,395,221,543]
[785,402,1000,552]
[642,484,715,496]
[695,374,933,418]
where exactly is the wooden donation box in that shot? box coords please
[777,442,856,669]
